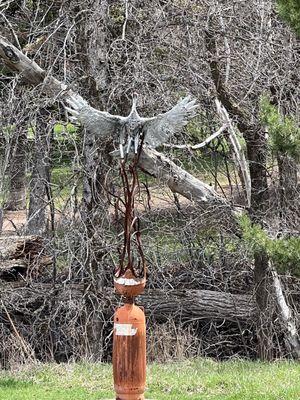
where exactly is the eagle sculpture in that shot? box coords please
[65,93,198,157]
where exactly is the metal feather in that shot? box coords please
[142,96,199,147]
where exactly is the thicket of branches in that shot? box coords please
[0,0,299,366]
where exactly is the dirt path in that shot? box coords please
[1,186,191,234]
[1,210,27,233]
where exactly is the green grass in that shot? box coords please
[0,359,299,399]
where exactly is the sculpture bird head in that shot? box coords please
[128,92,140,119]
[124,93,143,156]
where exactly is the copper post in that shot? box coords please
[113,275,146,400]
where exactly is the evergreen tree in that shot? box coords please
[277,0,300,35]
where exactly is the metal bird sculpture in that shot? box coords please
[65,93,198,157]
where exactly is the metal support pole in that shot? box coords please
[113,296,146,400]
[113,271,146,400]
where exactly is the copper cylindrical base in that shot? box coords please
[113,303,146,400]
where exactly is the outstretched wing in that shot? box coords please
[65,94,124,138]
[143,96,198,147]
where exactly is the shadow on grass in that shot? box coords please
[0,378,32,389]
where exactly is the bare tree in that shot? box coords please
[26,109,52,235]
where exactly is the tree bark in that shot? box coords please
[246,129,269,218]
[5,130,27,211]
[244,129,271,361]
[277,153,298,219]
[0,208,3,233]
[26,110,51,235]
[74,1,113,290]
[140,288,254,323]
[253,251,273,360]
[205,21,272,360]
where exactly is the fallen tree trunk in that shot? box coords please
[0,282,256,364]
[140,288,254,323]
[139,147,233,212]
[0,282,255,323]
[3,282,299,362]
[0,235,44,259]
[0,35,68,95]
[0,236,52,280]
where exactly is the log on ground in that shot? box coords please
[0,236,52,281]
[0,283,255,323]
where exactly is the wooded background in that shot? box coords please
[0,0,299,367]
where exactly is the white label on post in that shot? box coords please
[114,277,142,286]
[115,323,137,336]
